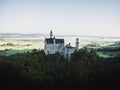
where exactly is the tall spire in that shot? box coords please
[50,30,53,38]
[75,38,79,50]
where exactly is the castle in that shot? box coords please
[44,31,79,59]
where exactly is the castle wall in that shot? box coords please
[44,31,79,60]
[64,47,75,60]
[44,43,64,55]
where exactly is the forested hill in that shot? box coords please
[0,49,120,90]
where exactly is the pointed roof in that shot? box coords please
[45,38,64,44]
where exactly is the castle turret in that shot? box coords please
[53,36,56,53]
[53,36,56,44]
[75,38,79,50]
[44,37,46,50]
[50,30,53,38]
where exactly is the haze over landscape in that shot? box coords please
[1,1,120,90]
[0,0,120,37]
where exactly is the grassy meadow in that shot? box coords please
[0,37,120,58]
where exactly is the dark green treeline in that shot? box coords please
[0,49,120,90]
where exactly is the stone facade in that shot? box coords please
[44,31,79,59]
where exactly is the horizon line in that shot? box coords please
[0,32,120,38]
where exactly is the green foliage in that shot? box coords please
[0,49,120,89]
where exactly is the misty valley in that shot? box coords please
[0,34,120,58]
[1,0,120,89]
[0,34,120,90]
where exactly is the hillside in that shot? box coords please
[0,49,120,90]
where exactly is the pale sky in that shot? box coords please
[0,0,120,37]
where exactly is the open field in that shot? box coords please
[0,35,120,57]
[0,38,44,50]
[0,49,33,56]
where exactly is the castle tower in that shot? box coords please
[44,37,46,50]
[53,36,56,43]
[53,36,56,53]
[50,30,53,38]
[75,38,79,50]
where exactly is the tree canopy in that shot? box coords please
[0,49,120,90]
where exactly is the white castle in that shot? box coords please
[44,31,79,59]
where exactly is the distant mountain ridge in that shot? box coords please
[0,33,120,38]
[0,33,47,38]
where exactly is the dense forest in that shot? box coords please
[0,49,120,90]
